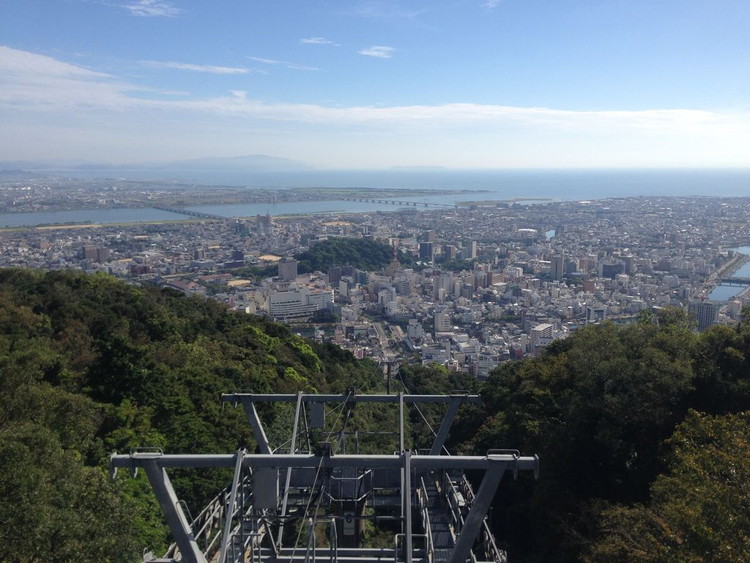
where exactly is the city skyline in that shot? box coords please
[2,0,749,169]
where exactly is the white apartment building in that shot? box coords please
[268,287,333,320]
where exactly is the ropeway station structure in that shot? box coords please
[110,391,539,563]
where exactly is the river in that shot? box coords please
[3,168,750,228]
[708,247,750,301]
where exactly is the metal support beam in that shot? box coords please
[448,465,506,563]
[109,449,539,563]
[429,396,463,455]
[240,397,272,454]
[223,393,482,405]
[399,392,405,453]
[110,392,540,563]
[404,451,413,563]
[111,452,540,472]
[277,391,303,548]
[219,449,246,563]
[399,391,406,550]
[140,457,207,563]
[305,518,315,563]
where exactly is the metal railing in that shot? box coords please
[327,469,374,502]
[160,471,257,562]
[453,473,506,563]
[442,471,466,538]
[416,478,435,563]
[395,532,429,563]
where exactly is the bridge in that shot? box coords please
[344,198,456,209]
[719,277,750,286]
[152,205,231,221]
[111,392,539,563]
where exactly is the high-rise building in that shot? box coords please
[690,301,719,331]
[407,318,424,341]
[96,247,110,262]
[328,266,342,285]
[81,245,110,262]
[419,242,435,261]
[256,213,273,235]
[600,262,624,279]
[81,245,97,260]
[394,279,411,295]
[434,309,452,333]
[621,255,635,275]
[442,244,457,260]
[234,221,250,235]
[530,323,554,351]
[278,258,298,281]
[550,254,564,280]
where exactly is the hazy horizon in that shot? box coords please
[3,156,750,173]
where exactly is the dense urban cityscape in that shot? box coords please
[2,176,750,379]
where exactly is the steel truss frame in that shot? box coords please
[110,392,539,563]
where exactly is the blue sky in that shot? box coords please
[1,0,749,168]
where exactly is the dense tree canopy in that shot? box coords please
[295,237,394,273]
[0,268,385,560]
[460,310,750,562]
[585,410,750,562]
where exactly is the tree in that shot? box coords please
[586,410,750,562]
[468,321,697,560]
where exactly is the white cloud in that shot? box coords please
[0,46,108,79]
[0,46,135,110]
[178,98,740,138]
[483,0,503,9]
[2,46,749,167]
[358,45,396,59]
[246,56,283,65]
[142,61,250,74]
[2,47,746,135]
[246,56,318,71]
[300,37,340,46]
[124,0,180,17]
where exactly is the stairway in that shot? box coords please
[422,479,456,563]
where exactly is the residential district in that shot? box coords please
[2,178,750,379]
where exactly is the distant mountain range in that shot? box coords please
[0,154,312,174]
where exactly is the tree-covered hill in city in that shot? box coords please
[295,237,394,273]
[0,268,385,560]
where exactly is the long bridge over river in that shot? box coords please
[719,276,750,287]
[152,205,232,221]
[343,198,456,209]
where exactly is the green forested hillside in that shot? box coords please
[0,268,384,560]
[2,268,750,562]
[455,310,750,562]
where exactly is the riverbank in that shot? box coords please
[703,251,750,301]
